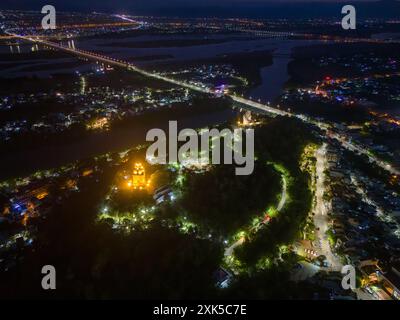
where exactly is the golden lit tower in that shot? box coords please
[131,163,146,190]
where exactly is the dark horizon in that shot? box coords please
[0,0,399,18]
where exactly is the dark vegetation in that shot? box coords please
[287,43,400,85]
[0,166,222,299]
[0,95,231,154]
[180,162,281,237]
[280,95,370,123]
[0,96,233,182]
[0,74,79,94]
[235,117,316,268]
[0,116,322,299]
[223,260,328,299]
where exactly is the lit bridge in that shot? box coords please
[6,31,399,176]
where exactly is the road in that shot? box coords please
[230,95,289,117]
[224,168,287,257]
[6,31,399,177]
[298,116,400,176]
[7,31,398,260]
[224,237,245,257]
[313,144,342,271]
[277,175,287,212]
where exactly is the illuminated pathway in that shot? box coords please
[224,167,288,257]
[313,144,342,271]
[8,32,399,176]
[277,176,287,212]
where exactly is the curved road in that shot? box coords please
[224,169,287,257]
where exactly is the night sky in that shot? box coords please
[0,0,398,18]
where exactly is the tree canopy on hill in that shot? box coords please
[234,117,317,268]
[180,162,281,237]
[0,169,222,299]
[254,117,317,171]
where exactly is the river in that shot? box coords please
[1,34,321,179]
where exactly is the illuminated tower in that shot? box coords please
[131,163,146,190]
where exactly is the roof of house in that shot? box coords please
[384,270,400,290]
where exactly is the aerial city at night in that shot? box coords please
[0,0,400,303]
